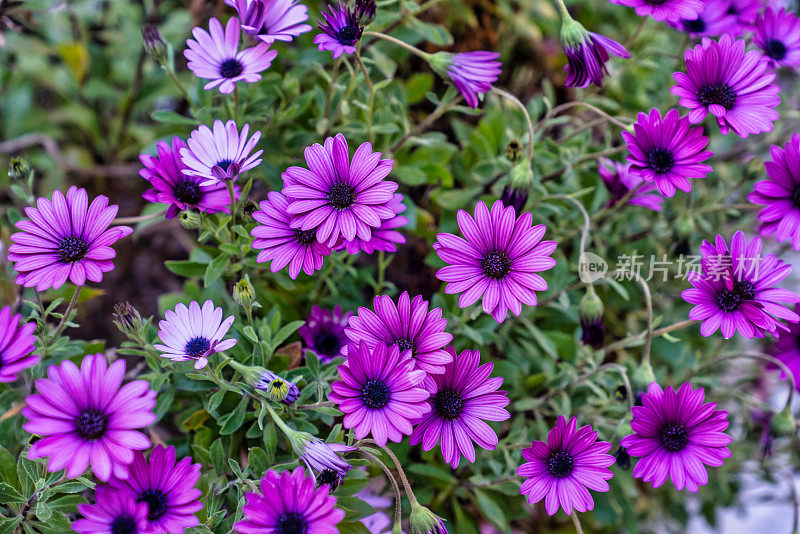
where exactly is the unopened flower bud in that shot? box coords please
[579,285,604,349]
[409,503,448,534]
[233,275,255,307]
[112,302,143,338]
[8,157,31,181]
[142,24,167,62]
[505,140,523,162]
[500,161,535,214]
[256,369,300,405]
[355,0,376,26]
[179,210,201,229]
[632,362,656,393]
[241,201,259,221]
[770,404,796,438]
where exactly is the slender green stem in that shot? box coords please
[355,50,375,142]
[52,285,82,339]
[323,58,342,130]
[227,181,237,227]
[571,512,584,534]
[492,87,535,162]
[113,210,167,225]
[364,31,431,61]
[542,101,632,132]
[361,439,418,505]
[625,17,648,48]
[263,401,297,438]
[544,195,590,262]
[355,449,403,527]
[163,63,194,108]
[390,95,461,153]
[553,0,571,19]
[233,87,240,123]
[602,319,695,354]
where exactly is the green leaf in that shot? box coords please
[151,109,197,126]
[473,490,510,532]
[219,397,249,435]
[0,482,26,504]
[164,260,208,278]
[204,254,231,287]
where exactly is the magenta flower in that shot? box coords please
[22,353,156,481]
[681,231,800,339]
[753,8,800,69]
[335,193,408,255]
[671,35,780,138]
[410,347,509,468]
[621,383,732,492]
[561,26,630,88]
[517,416,614,516]
[72,486,150,534]
[434,200,557,323]
[0,306,38,383]
[769,314,800,391]
[314,1,363,58]
[181,120,262,186]
[622,108,713,197]
[748,134,800,250]
[225,0,312,44]
[329,342,430,446]
[154,300,237,369]
[282,133,398,247]
[140,136,239,219]
[250,191,332,279]
[441,51,502,109]
[7,186,132,291]
[598,158,663,212]
[609,0,704,22]
[345,291,453,375]
[235,467,344,533]
[110,445,202,533]
[184,17,277,94]
[672,0,738,37]
[298,305,352,361]
[725,0,762,29]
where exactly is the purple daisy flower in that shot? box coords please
[251,191,333,279]
[72,486,150,534]
[561,26,630,88]
[0,305,39,383]
[610,0,704,22]
[335,193,408,255]
[282,133,398,247]
[22,353,156,481]
[672,0,739,37]
[227,0,312,44]
[184,17,277,94]
[598,158,664,212]
[434,200,557,323]
[181,120,262,186]
[516,416,615,516]
[314,1,363,58]
[7,186,133,291]
[110,445,203,534]
[344,291,453,375]
[621,383,732,492]
[724,0,762,29]
[442,51,502,109]
[410,347,510,468]
[329,342,430,446]
[681,231,800,339]
[153,300,237,369]
[748,134,800,250]
[140,136,239,219]
[753,8,800,69]
[298,305,352,362]
[671,35,780,138]
[622,108,713,197]
[769,314,800,391]
[235,467,345,533]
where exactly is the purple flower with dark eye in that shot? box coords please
[22,354,156,481]
[434,200,557,323]
[671,35,780,138]
[0,306,39,383]
[180,120,262,186]
[72,486,150,534]
[753,8,800,69]
[724,0,761,29]
[410,347,510,468]
[235,467,345,533]
[282,133,398,247]
[621,383,732,492]
[748,134,800,250]
[298,305,352,361]
[329,342,430,446]
[429,51,502,109]
[560,20,630,88]
[517,416,614,516]
[226,0,312,44]
[110,445,203,534]
[610,0,704,23]
[672,0,738,37]
[7,186,132,291]
[250,191,333,279]
[345,291,453,375]
[140,136,239,219]
[154,300,237,369]
[598,158,664,211]
[622,108,713,197]
[184,17,277,94]
[335,193,408,255]
[314,1,363,58]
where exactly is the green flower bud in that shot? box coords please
[559,16,590,51]
[674,215,695,239]
[179,210,201,229]
[112,302,143,339]
[579,285,605,349]
[142,24,167,62]
[409,503,448,534]
[632,361,656,393]
[505,140,523,162]
[8,157,31,181]
[233,274,255,307]
[771,405,796,438]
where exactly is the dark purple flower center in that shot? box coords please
[295,229,317,245]
[716,288,742,312]
[764,39,788,61]
[434,388,464,420]
[138,489,168,521]
[699,83,737,110]
[580,317,605,350]
[175,180,203,205]
[337,24,360,45]
[76,409,108,440]
[276,511,307,534]
[360,378,390,409]
[219,58,244,79]
[185,336,210,357]
[314,331,342,355]
[680,17,705,34]
[111,516,138,534]
[646,148,675,174]
[735,280,756,300]
[316,469,343,490]
[659,423,689,452]
[394,337,415,353]
[481,250,511,280]
[216,159,234,172]
[546,450,574,478]
[327,182,356,210]
[792,187,800,209]
[645,0,668,4]
[57,236,89,263]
